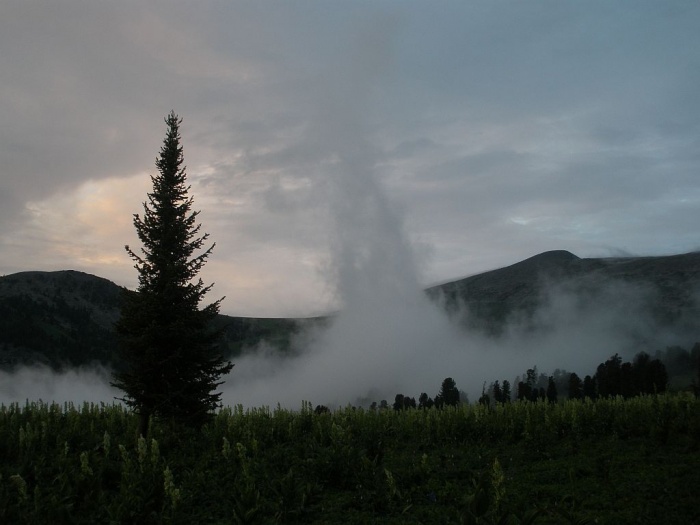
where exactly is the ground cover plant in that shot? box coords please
[1,394,698,524]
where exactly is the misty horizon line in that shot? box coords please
[4,246,699,319]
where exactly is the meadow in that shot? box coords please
[1,394,699,524]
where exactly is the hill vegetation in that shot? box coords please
[0,270,314,371]
[427,250,700,335]
[1,250,698,375]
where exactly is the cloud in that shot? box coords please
[0,2,699,317]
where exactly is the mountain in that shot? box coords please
[0,271,121,369]
[1,250,698,370]
[0,270,318,371]
[427,250,700,336]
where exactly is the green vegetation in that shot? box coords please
[1,394,698,524]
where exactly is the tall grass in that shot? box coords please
[1,394,698,523]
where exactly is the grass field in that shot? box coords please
[1,394,698,524]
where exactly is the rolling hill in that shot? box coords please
[0,270,315,370]
[1,250,698,370]
[427,250,700,336]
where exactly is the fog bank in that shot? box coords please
[0,365,119,406]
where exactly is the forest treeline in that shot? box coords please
[375,343,700,414]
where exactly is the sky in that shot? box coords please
[2,1,699,318]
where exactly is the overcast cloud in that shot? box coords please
[1,1,699,317]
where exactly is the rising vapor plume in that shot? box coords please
[2,15,696,409]
[219,18,486,408]
[217,17,698,408]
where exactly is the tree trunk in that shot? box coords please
[138,410,150,438]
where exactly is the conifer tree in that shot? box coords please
[492,380,503,404]
[112,111,233,436]
[439,377,460,407]
[546,376,558,403]
[501,380,511,403]
[582,374,597,400]
[418,392,434,409]
[568,372,583,400]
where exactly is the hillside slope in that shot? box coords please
[0,270,314,370]
[428,250,700,335]
[1,250,698,369]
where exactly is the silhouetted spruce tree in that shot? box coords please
[536,387,546,401]
[568,373,583,400]
[546,376,558,403]
[492,380,503,404]
[633,351,651,389]
[112,112,233,437]
[418,392,434,409]
[478,382,490,406]
[582,374,597,400]
[478,392,490,406]
[620,361,635,398]
[596,354,622,397]
[439,377,460,407]
[692,343,700,397]
[633,352,668,395]
[502,380,511,403]
[645,359,668,394]
[518,368,538,401]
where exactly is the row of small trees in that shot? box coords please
[378,349,674,412]
[482,351,672,406]
[366,377,463,412]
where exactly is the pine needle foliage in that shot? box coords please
[112,111,233,435]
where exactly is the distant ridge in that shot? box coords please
[428,250,700,335]
[511,249,579,266]
[1,250,699,369]
[0,270,314,370]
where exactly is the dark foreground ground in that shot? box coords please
[1,395,698,524]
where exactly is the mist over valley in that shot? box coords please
[2,249,698,407]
